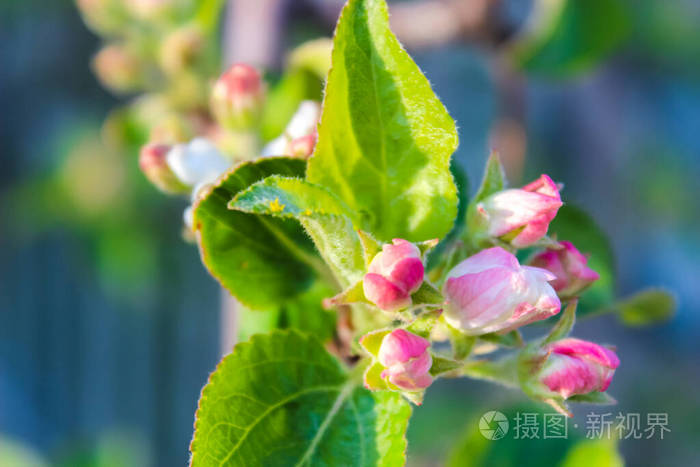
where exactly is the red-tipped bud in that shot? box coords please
[210,64,265,130]
[376,329,433,391]
[261,101,321,157]
[472,174,563,248]
[443,247,561,335]
[287,131,317,158]
[363,239,424,311]
[537,338,619,399]
[528,241,600,298]
[138,143,188,194]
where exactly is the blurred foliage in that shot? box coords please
[445,404,580,467]
[559,439,623,467]
[626,0,700,76]
[548,205,615,313]
[445,405,623,467]
[0,436,49,467]
[614,288,676,327]
[511,0,629,77]
[3,124,175,304]
[55,431,151,467]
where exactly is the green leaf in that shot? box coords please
[544,299,577,344]
[480,330,524,348]
[615,288,676,327]
[429,355,461,377]
[461,357,519,389]
[567,391,616,405]
[357,230,382,266]
[193,157,323,309]
[445,322,476,361]
[559,438,623,467]
[282,282,338,341]
[325,280,372,309]
[191,331,411,466]
[231,175,357,220]
[363,361,389,390]
[473,151,506,204]
[231,175,365,286]
[410,281,443,306]
[426,160,469,272]
[405,308,442,338]
[237,280,338,343]
[511,0,630,77]
[548,204,615,313]
[359,329,391,357]
[307,0,459,242]
[464,152,507,250]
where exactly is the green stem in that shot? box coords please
[461,356,519,388]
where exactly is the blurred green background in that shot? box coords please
[1,0,699,465]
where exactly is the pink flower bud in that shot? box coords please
[261,101,321,157]
[475,174,562,248]
[286,130,318,158]
[443,247,561,335]
[528,241,600,298]
[138,143,189,194]
[363,239,424,311]
[538,338,619,399]
[211,64,265,130]
[377,329,433,391]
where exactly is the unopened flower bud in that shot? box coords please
[535,338,619,399]
[92,44,143,93]
[287,131,317,158]
[363,239,424,311]
[443,247,561,335]
[528,241,599,298]
[165,137,231,190]
[471,174,562,248]
[261,101,321,157]
[138,143,189,194]
[211,64,265,130]
[376,329,433,391]
[159,26,204,75]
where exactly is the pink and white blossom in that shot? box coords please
[377,329,433,391]
[443,247,561,335]
[262,101,321,157]
[363,239,424,311]
[538,338,619,399]
[528,241,600,298]
[138,142,188,194]
[476,174,562,248]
